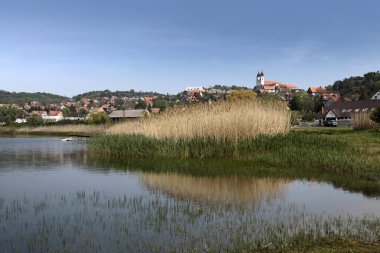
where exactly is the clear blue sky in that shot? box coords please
[0,0,379,96]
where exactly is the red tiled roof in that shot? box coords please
[264,81,279,86]
[48,111,61,116]
[264,81,298,89]
[309,86,326,93]
[151,108,160,113]
[280,83,298,89]
[31,111,46,115]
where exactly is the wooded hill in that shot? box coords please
[0,90,68,105]
[73,89,165,100]
[327,71,380,100]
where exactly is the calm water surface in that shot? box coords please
[1,137,379,252]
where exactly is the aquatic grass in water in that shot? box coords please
[1,192,380,253]
[90,132,380,175]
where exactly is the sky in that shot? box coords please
[0,0,379,97]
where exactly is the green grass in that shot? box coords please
[90,130,380,175]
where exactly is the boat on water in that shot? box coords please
[61,137,74,141]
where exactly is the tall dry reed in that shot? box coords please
[351,113,378,130]
[107,100,291,141]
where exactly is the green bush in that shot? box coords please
[86,111,110,125]
[27,114,44,126]
[370,107,380,123]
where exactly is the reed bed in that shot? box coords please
[107,100,291,141]
[352,112,378,130]
[90,132,380,174]
[1,192,380,253]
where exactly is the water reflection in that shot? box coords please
[0,137,88,170]
[141,173,289,206]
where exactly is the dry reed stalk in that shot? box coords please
[352,113,378,130]
[107,100,290,141]
[141,173,289,206]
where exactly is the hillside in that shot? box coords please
[327,71,380,100]
[73,89,166,100]
[0,90,68,105]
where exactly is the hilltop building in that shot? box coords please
[254,72,298,93]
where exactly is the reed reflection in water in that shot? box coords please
[141,173,290,206]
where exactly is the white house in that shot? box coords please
[42,111,64,123]
[371,90,380,100]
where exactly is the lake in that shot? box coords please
[1,137,380,252]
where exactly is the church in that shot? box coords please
[254,71,298,93]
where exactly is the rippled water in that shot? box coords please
[0,137,380,252]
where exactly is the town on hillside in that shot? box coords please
[1,71,380,127]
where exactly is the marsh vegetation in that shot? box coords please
[1,191,380,253]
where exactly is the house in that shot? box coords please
[108,109,148,122]
[15,118,27,124]
[318,93,340,110]
[372,90,380,100]
[307,86,327,96]
[144,97,154,107]
[31,110,48,117]
[43,111,64,123]
[320,100,380,124]
[185,87,205,101]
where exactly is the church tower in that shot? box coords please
[255,71,265,89]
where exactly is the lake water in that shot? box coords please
[1,137,380,252]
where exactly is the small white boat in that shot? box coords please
[61,137,74,141]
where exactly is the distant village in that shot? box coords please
[1,71,380,126]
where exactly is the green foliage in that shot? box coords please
[289,93,320,120]
[301,112,317,122]
[134,100,147,109]
[210,84,249,90]
[73,89,165,100]
[61,108,70,118]
[290,111,301,125]
[0,106,23,125]
[86,111,110,125]
[0,90,67,105]
[257,93,281,102]
[90,131,380,177]
[27,114,44,126]
[327,71,380,100]
[370,107,380,123]
[152,99,169,111]
[229,89,257,101]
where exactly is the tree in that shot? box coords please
[78,108,88,118]
[152,99,169,111]
[370,108,380,123]
[27,114,44,126]
[86,111,110,124]
[61,108,70,118]
[0,106,22,125]
[135,100,147,109]
[289,92,314,112]
[289,94,302,111]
